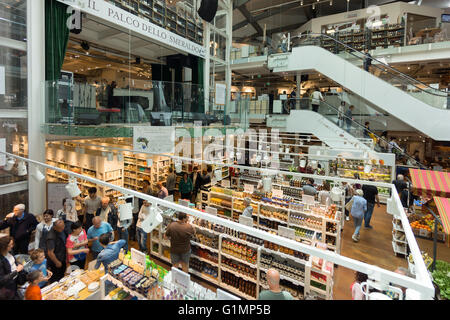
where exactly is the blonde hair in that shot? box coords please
[355,189,364,196]
[30,248,44,262]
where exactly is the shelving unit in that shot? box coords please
[392,216,408,256]
[107,0,204,45]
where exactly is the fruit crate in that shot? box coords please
[431,231,446,242]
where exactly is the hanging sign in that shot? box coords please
[221,179,231,188]
[133,126,175,154]
[57,0,206,58]
[205,206,217,216]
[215,83,226,106]
[244,184,254,194]
[278,226,295,240]
[239,215,254,227]
[302,194,315,205]
[272,188,283,198]
[130,248,146,267]
[171,267,191,291]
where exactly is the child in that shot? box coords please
[25,270,44,300]
[30,249,52,288]
[351,271,368,300]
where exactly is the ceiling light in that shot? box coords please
[17,161,27,176]
[330,0,333,5]
[300,0,303,5]
[312,3,315,9]
[32,165,46,182]
[65,178,82,197]
[4,157,16,171]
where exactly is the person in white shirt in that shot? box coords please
[241,198,253,218]
[34,209,57,250]
[136,200,151,254]
[311,87,324,112]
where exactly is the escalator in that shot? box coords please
[268,33,450,141]
[268,97,424,168]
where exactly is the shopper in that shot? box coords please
[166,167,177,196]
[24,270,43,300]
[82,187,102,231]
[363,48,372,72]
[353,172,362,190]
[310,87,324,113]
[388,137,401,154]
[34,209,56,251]
[56,198,79,236]
[45,220,67,283]
[164,211,195,273]
[343,182,354,221]
[197,169,211,192]
[66,221,89,270]
[242,198,253,218]
[131,179,151,242]
[363,121,371,139]
[337,101,345,128]
[95,197,118,233]
[345,105,354,133]
[378,131,389,153]
[0,236,26,300]
[136,200,151,254]
[0,204,38,255]
[362,179,380,229]
[179,172,193,201]
[191,166,200,203]
[94,234,126,270]
[318,181,331,205]
[392,174,408,194]
[29,249,52,288]
[258,269,294,300]
[289,87,297,110]
[269,91,274,114]
[116,206,132,253]
[156,181,169,199]
[87,216,113,260]
[351,271,368,300]
[350,189,367,242]
[302,178,318,196]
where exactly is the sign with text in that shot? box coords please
[205,206,217,216]
[272,188,283,198]
[171,267,191,291]
[130,248,146,266]
[221,179,231,188]
[278,226,295,240]
[244,184,254,194]
[302,194,315,205]
[133,126,175,154]
[215,83,226,106]
[57,0,206,58]
[239,215,254,228]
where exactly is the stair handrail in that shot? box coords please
[292,32,449,98]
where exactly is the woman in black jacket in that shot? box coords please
[0,236,26,300]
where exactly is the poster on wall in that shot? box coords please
[133,126,175,154]
[0,66,5,95]
[47,183,73,216]
[215,83,226,106]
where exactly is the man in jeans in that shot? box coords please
[94,234,127,270]
[164,212,195,273]
[362,179,380,229]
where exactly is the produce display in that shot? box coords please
[431,260,450,300]
[409,213,444,233]
[331,159,392,183]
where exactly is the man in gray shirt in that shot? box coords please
[82,187,102,231]
[259,269,294,300]
[302,178,318,197]
[241,198,253,218]
[166,167,177,196]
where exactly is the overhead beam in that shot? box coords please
[232,0,250,9]
[233,2,303,32]
[237,5,264,36]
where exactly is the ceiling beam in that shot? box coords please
[234,22,306,43]
[233,2,303,32]
[237,5,264,36]
[232,0,251,9]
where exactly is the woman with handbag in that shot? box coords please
[343,182,354,221]
[348,189,367,243]
[0,236,27,300]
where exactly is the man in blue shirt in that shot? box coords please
[350,189,367,242]
[94,234,126,270]
[87,216,113,259]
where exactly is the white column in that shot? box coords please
[296,72,301,109]
[225,0,232,119]
[27,0,46,215]
[204,21,211,114]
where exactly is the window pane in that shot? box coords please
[0,0,27,41]
[0,46,27,109]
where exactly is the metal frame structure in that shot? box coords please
[0,149,434,299]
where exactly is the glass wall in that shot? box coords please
[0,46,27,109]
[0,0,27,41]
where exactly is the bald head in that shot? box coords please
[101,197,110,209]
[267,268,280,290]
[92,216,102,228]
[397,174,404,181]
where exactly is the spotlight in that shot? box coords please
[32,165,46,182]
[4,157,15,171]
[17,160,27,176]
[118,196,133,221]
[65,178,81,197]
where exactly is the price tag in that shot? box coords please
[239,215,254,227]
[278,226,295,240]
[272,188,283,198]
[130,248,146,267]
[244,184,254,194]
[221,179,231,188]
[171,267,191,291]
[205,206,217,216]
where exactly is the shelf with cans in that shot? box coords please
[198,185,342,254]
[146,199,335,300]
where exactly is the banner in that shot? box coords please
[57,0,206,58]
[133,126,175,154]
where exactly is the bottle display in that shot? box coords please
[221,271,257,298]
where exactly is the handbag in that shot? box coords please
[345,197,354,212]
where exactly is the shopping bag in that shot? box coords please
[345,197,354,212]
[141,205,163,233]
